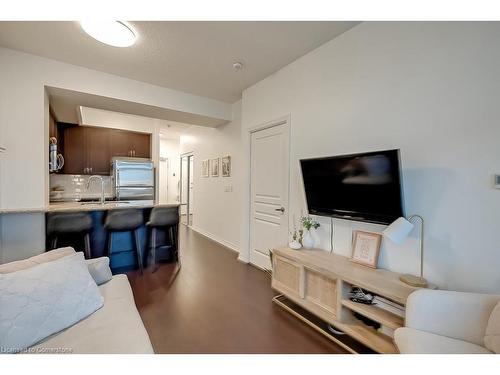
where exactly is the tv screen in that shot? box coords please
[300,149,404,225]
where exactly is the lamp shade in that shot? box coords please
[382,217,414,245]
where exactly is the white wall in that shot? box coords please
[179,101,242,251]
[241,22,500,294]
[159,137,181,203]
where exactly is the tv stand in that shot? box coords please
[271,247,432,353]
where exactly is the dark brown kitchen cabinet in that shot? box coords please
[111,130,150,158]
[61,125,151,175]
[129,132,150,158]
[86,127,111,174]
[110,130,133,158]
[62,126,87,175]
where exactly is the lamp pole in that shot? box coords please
[400,214,427,287]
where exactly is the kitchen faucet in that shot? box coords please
[86,175,105,205]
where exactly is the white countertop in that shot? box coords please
[0,201,179,214]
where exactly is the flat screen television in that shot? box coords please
[300,149,405,225]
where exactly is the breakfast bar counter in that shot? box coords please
[48,201,178,212]
[0,201,179,214]
[45,201,180,273]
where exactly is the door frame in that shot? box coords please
[159,156,171,203]
[179,152,194,227]
[247,115,291,269]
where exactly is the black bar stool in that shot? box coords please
[46,212,93,259]
[146,206,180,272]
[104,209,144,274]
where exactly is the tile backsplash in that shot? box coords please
[50,174,113,201]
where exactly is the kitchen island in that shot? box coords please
[46,201,180,273]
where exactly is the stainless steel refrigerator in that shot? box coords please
[111,157,155,201]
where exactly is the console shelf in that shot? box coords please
[341,299,404,330]
[271,247,429,353]
[333,316,397,354]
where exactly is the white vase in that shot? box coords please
[302,229,314,249]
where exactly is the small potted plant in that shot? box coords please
[301,216,320,249]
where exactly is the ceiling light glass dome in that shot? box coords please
[80,21,137,47]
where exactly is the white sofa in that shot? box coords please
[395,289,500,354]
[30,274,154,354]
[0,249,154,354]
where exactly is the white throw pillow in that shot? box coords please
[0,247,75,274]
[484,301,500,353]
[85,257,113,285]
[0,252,104,353]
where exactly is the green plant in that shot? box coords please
[301,216,320,231]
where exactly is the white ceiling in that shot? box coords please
[0,21,359,103]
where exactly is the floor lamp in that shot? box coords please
[382,215,427,288]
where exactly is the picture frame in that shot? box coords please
[221,155,231,177]
[350,230,382,268]
[210,158,220,177]
[202,159,209,177]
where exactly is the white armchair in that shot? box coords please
[394,289,500,354]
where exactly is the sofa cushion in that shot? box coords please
[395,327,492,354]
[484,301,500,353]
[85,257,113,286]
[29,274,154,354]
[0,252,103,353]
[0,247,75,274]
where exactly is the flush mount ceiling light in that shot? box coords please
[80,21,137,47]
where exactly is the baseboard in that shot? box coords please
[236,254,249,264]
[190,226,240,254]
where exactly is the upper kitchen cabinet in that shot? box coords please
[111,130,151,158]
[60,125,151,175]
[62,126,87,175]
[130,132,150,158]
[48,110,58,139]
[86,127,112,175]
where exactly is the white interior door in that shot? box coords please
[250,122,289,270]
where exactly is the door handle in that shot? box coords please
[275,207,285,213]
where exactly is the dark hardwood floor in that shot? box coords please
[127,225,347,354]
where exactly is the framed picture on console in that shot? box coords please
[350,230,382,268]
